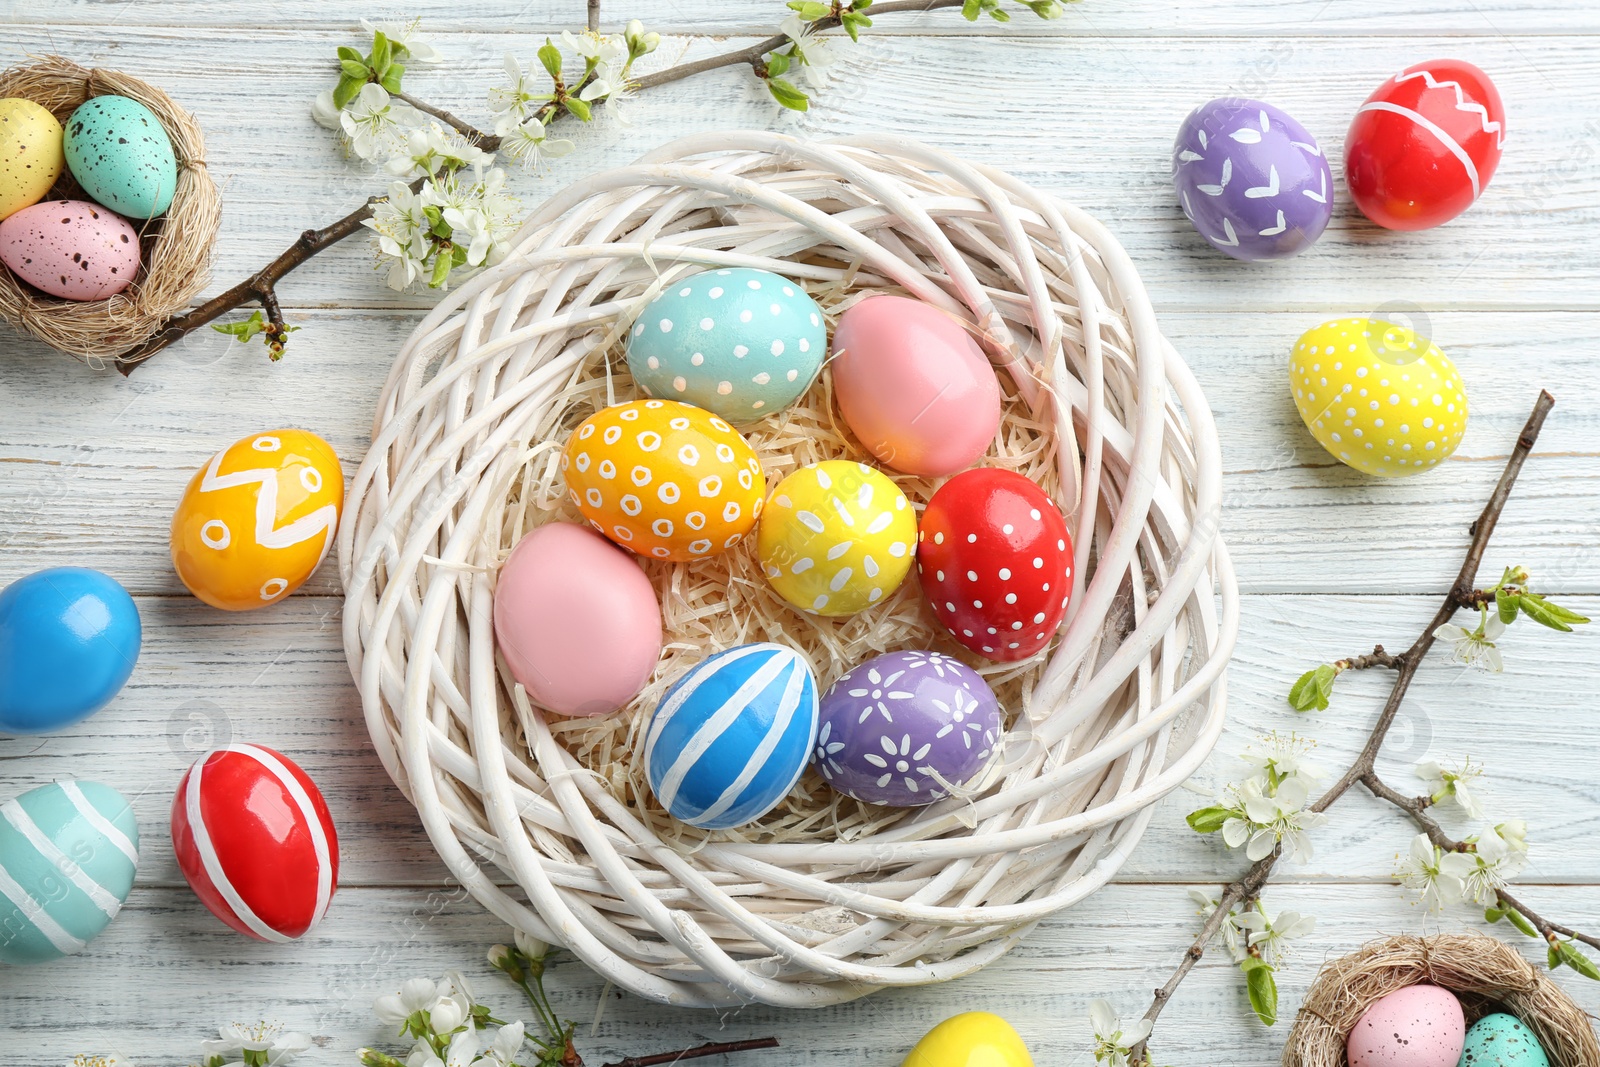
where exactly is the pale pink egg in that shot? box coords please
[0,198,140,300]
[493,522,663,717]
[830,295,1002,477]
[1347,984,1466,1067]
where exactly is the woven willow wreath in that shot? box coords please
[341,133,1238,1008]
[0,56,219,365]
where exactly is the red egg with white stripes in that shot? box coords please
[1345,59,1506,231]
[170,744,339,942]
[916,468,1074,662]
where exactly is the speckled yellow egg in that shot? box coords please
[171,429,344,611]
[0,98,64,221]
[1290,317,1468,478]
[562,400,765,561]
[758,460,917,617]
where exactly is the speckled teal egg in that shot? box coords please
[63,95,177,219]
[626,268,827,425]
[1459,1013,1551,1067]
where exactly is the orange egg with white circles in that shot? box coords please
[170,429,344,611]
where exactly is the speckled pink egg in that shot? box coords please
[1347,984,1466,1067]
[493,521,663,717]
[0,199,140,300]
[830,295,1002,477]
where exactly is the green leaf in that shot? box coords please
[1506,908,1540,939]
[962,0,982,19]
[429,253,454,289]
[379,63,405,93]
[1558,941,1600,981]
[1548,944,1562,970]
[1241,959,1278,1026]
[1288,664,1337,712]
[538,38,564,80]
[370,31,392,74]
[1518,594,1585,632]
[1496,589,1520,625]
[1485,906,1507,924]
[1186,806,1231,834]
[765,50,792,77]
[337,46,365,64]
[333,75,364,108]
[987,5,1011,20]
[564,95,593,121]
[212,310,267,341]
[766,77,810,111]
[786,0,832,18]
[841,11,873,40]
[340,58,371,80]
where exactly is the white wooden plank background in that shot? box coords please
[3,2,1599,1064]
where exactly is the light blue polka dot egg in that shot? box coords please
[0,779,140,964]
[626,268,827,425]
[643,643,819,830]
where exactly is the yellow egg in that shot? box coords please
[0,98,64,221]
[757,460,916,617]
[902,1011,1034,1067]
[561,400,765,562]
[1289,317,1468,478]
[170,429,344,611]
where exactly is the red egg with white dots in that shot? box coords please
[916,469,1074,662]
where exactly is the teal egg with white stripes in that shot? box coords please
[0,780,139,964]
[626,268,827,425]
[643,643,819,829]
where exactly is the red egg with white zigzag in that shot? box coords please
[170,744,339,942]
[1345,59,1505,231]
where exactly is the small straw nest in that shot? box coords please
[0,56,219,366]
[1284,932,1600,1066]
[342,133,1237,1007]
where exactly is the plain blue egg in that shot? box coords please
[0,567,141,735]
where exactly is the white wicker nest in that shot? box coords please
[340,132,1238,1009]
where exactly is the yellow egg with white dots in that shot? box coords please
[1289,317,1468,478]
[758,460,917,617]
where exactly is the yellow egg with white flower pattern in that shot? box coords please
[561,400,765,561]
[1289,317,1468,478]
[758,460,916,617]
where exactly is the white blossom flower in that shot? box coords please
[407,1029,478,1067]
[374,977,444,1028]
[561,29,629,69]
[340,83,421,163]
[1241,732,1327,785]
[385,123,493,179]
[361,18,442,66]
[1221,775,1325,863]
[488,53,554,135]
[1090,999,1152,1067]
[498,116,574,172]
[1189,890,1248,962]
[1434,615,1506,672]
[779,14,840,88]
[1237,904,1316,966]
[1416,758,1486,819]
[363,182,432,291]
[1496,818,1529,855]
[198,1022,311,1066]
[624,19,661,57]
[1396,833,1475,912]
[481,1022,526,1067]
[1463,823,1529,905]
[310,89,343,131]
[514,929,550,960]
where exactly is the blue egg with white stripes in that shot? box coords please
[643,643,819,830]
[0,566,142,735]
[0,780,140,964]
[626,268,827,426]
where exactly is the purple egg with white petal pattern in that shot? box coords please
[1171,97,1333,261]
[814,650,1002,807]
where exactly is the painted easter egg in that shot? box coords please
[1290,318,1468,477]
[171,744,339,942]
[830,295,1002,477]
[916,469,1074,662]
[757,460,917,617]
[902,1012,1034,1067]
[1347,60,1505,231]
[63,95,178,219]
[171,429,344,611]
[0,98,65,221]
[643,643,818,830]
[562,400,765,562]
[1171,97,1333,261]
[0,199,141,301]
[1458,1013,1551,1067]
[493,522,662,717]
[0,780,139,964]
[626,268,827,424]
[1347,985,1465,1067]
[0,567,141,736]
[815,650,1002,807]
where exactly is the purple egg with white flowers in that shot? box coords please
[814,650,1002,807]
[1171,97,1333,261]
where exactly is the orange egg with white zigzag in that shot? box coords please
[171,429,344,611]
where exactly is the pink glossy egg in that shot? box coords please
[830,295,1002,477]
[0,199,140,300]
[493,522,662,717]
[1347,984,1466,1067]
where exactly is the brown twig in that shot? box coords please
[600,1038,780,1067]
[1333,645,1402,672]
[1130,390,1558,1065]
[395,90,502,147]
[588,0,603,31]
